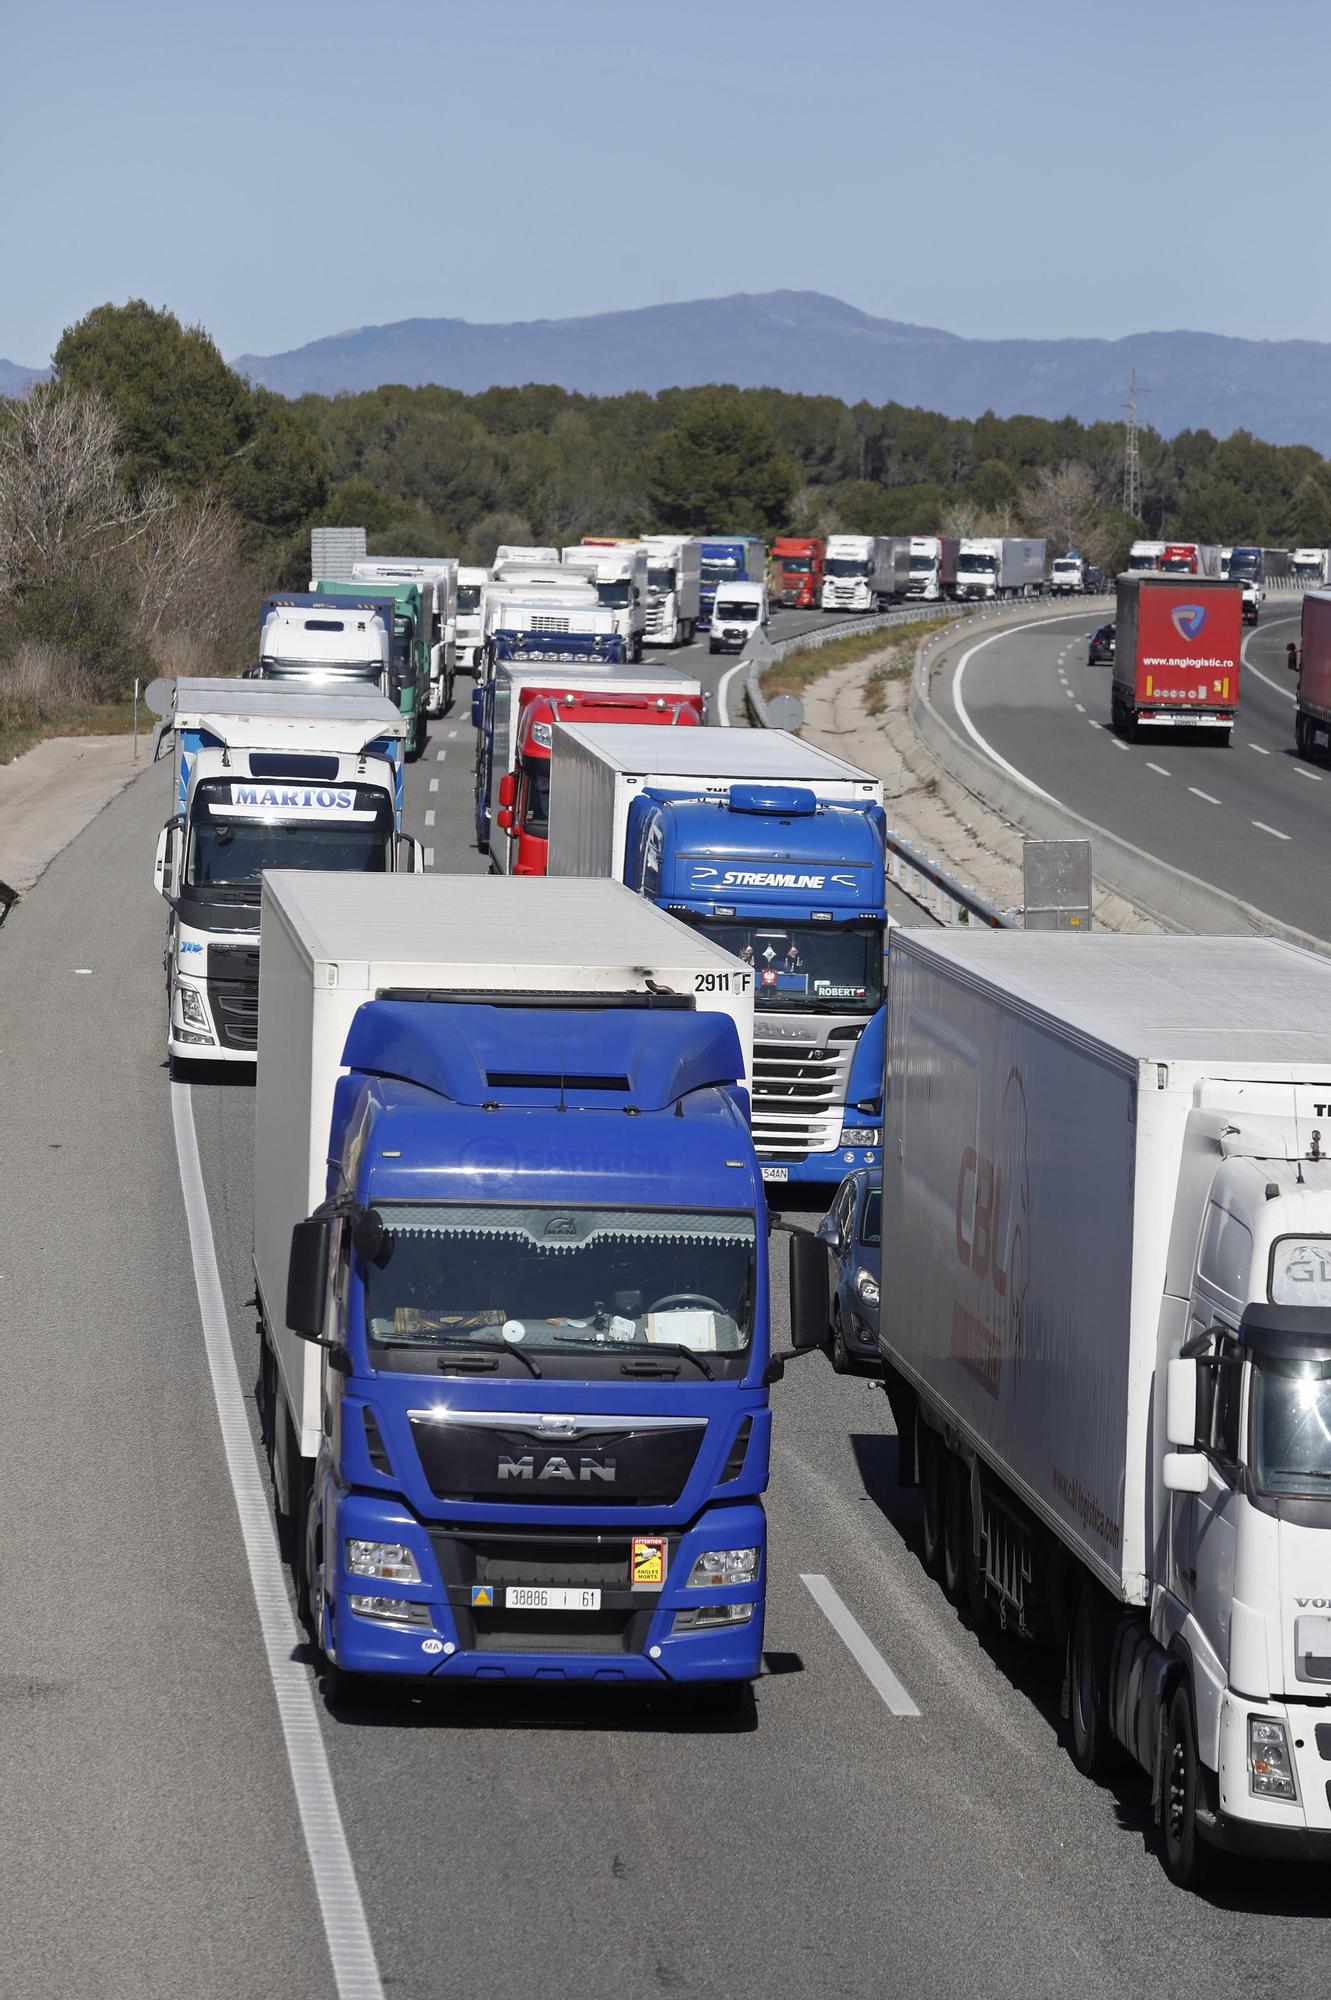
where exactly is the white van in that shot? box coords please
[709,580,768,654]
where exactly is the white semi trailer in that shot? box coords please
[855,931,1331,1888]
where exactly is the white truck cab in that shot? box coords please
[1050,553,1086,594]
[640,535,701,646]
[257,604,391,697]
[561,545,648,661]
[708,579,768,654]
[150,683,419,1068]
[455,565,489,672]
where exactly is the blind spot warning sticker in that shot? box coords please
[631,1537,667,1591]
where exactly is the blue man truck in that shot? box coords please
[546,723,888,1189]
[697,536,766,631]
[148,680,417,1067]
[252,874,810,1705]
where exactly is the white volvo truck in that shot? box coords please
[149,681,419,1067]
[855,932,1331,1888]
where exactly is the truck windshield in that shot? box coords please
[648,567,676,591]
[779,557,812,574]
[825,558,871,578]
[1054,562,1079,574]
[520,756,550,835]
[184,780,392,886]
[1128,555,1156,569]
[715,599,758,622]
[687,918,883,1014]
[909,555,934,571]
[258,661,383,688]
[1159,557,1193,572]
[958,553,996,574]
[362,1205,756,1365]
[1250,1355,1331,1498]
[596,580,633,609]
[457,585,481,613]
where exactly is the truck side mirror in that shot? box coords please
[497,771,517,809]
[287,1216,333,1341]
[497,806,514,832]
[154,817,182,898]
[1163,1452,1209,1494]
[1166,1356,1200,1448]
[396,834,425,874]
[788,1231,831,1352]
[470,689,484,730]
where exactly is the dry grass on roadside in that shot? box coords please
[759,617,955,716]
[0,641,136,764]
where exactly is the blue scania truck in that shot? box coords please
[253,874,820,1703]
[546,724,888,1189]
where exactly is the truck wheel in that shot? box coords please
[942,1455,968,1607]
[1068,1587,1115,1779]
[1296,713,1312,758]
[1218,728,1232,748]
[919,1429,944,1578]
[1162,1682,1211,1890]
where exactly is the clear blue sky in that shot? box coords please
[1,0,1324,366]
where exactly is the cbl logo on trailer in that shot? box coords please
[1170,604,1208,642]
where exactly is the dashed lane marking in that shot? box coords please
[1253,820,1292,840]
[800,1575,920,1718]
[1075,702,1085,713]
[1146,762,1171,777]
[428,778,439,793]
[435,748,447,762]
[1248,742,1271,755]
[1294,766,1323,781]
[1189,787,1221,804]
[424,846,435,868]
[424,809,435,827]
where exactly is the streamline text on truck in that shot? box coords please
[860,930,1331,1886]
[495,683,704,877]
[547,722,888,1187]
[954,538,1046,602]
[698,537,765,631]
[149,681,417,1065]
[907,536,958,602]
[771,536,824,609]
[1292,589,1331,758]
[640,535,701,647]
[820,535,910,613]
[253,873,803,1706]
[1111,571,1241,743]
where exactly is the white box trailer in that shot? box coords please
[821,535,911,612]
[874,930,1331,1881]
[955,537,1046,600]
[547,721,883,882]
[254,874,756,1459]
[640,535,702,645]
[351,557,458,717]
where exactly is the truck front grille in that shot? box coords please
[750,1034,855,1158]
[206,943,260,1051]
[824,586,864,608]
[645,601,667,634]
[427,1529,664,1655]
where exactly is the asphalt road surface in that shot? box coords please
[933,595,1325,936]
[1,621,1327,1999]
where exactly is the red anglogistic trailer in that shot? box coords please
[1111,573,1242,744]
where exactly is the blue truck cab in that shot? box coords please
[624,783,888,1187]
[472,623,626,851]
[286,999,772,1697]
[697,537,766,631]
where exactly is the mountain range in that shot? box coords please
[7,291,1331,450]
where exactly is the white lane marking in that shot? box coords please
[1146,762,1171,777]
[952,619,1066,801]
[446,728,458,739]
[1295,766,1323,781]
[715,657,746,727]
[1248,742,1271,755]
[1064,687,1075,699]
[1253,820,1292,840]
[1111,738,1129,751]
[424,809,435,827]
[428,777,439,793]
[1088,718,1104,730]
[435,748,447,763]
[1241,614,1299,704]
[424,846,435,868]
[1074,702,1085,713]
[170,1086,384,2000]
[800,1574,920,1717]
[1188,787,1221,804]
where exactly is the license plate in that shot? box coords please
[504,1586,601,1613]
[761,1166,789,1183]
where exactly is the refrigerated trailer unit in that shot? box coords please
[865,931,1331,1885]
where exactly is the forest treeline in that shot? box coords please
[5,300,1331,744]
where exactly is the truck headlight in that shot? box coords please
[839,1126,879,1146]
[179,984,210,1029]
[688,1547,760,1587]
[1249,1717,1297,1799]
[346,1539,421,1583]
[855,1268,880,1309]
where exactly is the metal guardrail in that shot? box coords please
[740,598,1053,929]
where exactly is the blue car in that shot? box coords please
[816,1169,882,1374]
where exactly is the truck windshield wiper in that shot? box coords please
[624,1342,715,1380]
[434,1336,542,1378]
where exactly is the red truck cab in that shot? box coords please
[1159,543,1201,574]
[496,686,704,875]
[771,536,824,609]
[1111,573,1241,744]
